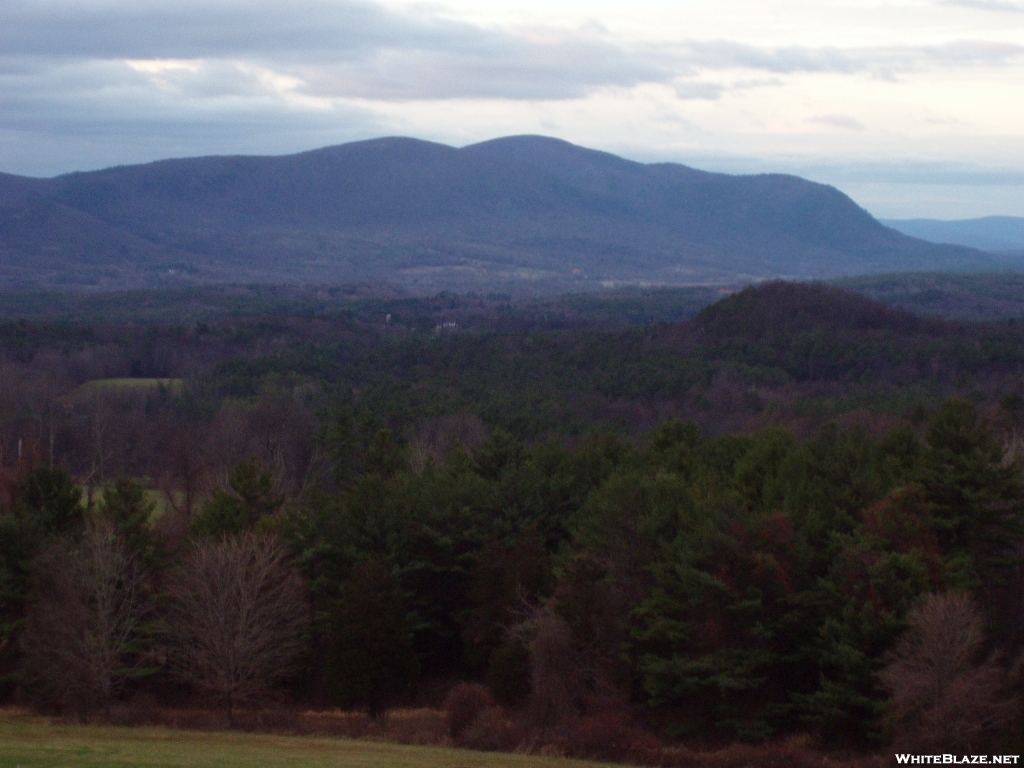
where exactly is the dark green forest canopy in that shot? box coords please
[0,283,725,326]
[202,281,1024,439]
[7,271,1024,326]
[288,397,1024,745]
[3,280,1024,443]
[3,280,1024,750]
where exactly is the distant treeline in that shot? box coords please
[3,281,1024,497]
[837,271,1024,321]
[9,272,1024,328]
[0,283,727,327]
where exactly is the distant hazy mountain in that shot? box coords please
[881,216,1024,253]
[0,135,1009,292]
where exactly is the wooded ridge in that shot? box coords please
[0,136,1007,292]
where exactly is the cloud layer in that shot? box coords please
[1,0,1023,217]
[4,1,1021,101]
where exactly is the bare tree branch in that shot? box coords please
[166,533,308,727]
[879,591,1014,753]
[20,522,148,721]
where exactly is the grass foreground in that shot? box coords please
[0,708,615,768]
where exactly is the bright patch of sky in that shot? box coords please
[1,0,1022,217]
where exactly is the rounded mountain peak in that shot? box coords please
[463,135,640,170]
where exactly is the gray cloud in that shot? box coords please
[0,0,403,60]
[0,90,387,175]
[294,43,671,100]
[2,0,1024,180]
[670,39,1024,77]
[0,53,385,175]
[1,1,1021,107]
[0,0,672,100]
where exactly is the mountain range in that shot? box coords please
[882,216,1024,254]
[0,135,1013,292]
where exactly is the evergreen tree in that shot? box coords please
[98,478,159,566]
[191,459,284,538]
[325,560,418,717]
[0,467,84,691]
[917,398,1024,583]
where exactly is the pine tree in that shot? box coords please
[325,560,419,717]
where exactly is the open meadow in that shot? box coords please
[0,709,615,768]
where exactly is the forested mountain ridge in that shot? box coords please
[0,136,1005,291]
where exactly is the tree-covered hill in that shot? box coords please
[0,136,1005,291]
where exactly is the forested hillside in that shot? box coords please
[0,136,1004,291]
[2,281,1024,758]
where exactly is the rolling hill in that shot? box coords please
[0,135,1010,291]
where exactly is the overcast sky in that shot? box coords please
[2,0,1023,218]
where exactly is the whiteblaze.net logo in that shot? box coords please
[895,757,1020,764]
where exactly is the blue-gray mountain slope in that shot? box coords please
[882,216,1024,254]
[0,135,1006,291]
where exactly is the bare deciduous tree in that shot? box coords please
[20,522,147,721]
[879,591,1014,753]
[167,533,308,726]
[512,603,584,727]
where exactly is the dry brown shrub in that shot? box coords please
[374,708,448,745]
[444,682,496,739]
[878,591,1014,753]
[90,701,890,768]
[212,708,297,732]
[555,711,663,764]
[105,705,375,738]
[162,708,230,731]
[695,737,827,768]
[458,707,525,752]
[660,735,885,768]
[295,710,372,738]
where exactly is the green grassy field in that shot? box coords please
[60,377,185,408]
[0,710,613,768]
[76,378,185,395]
